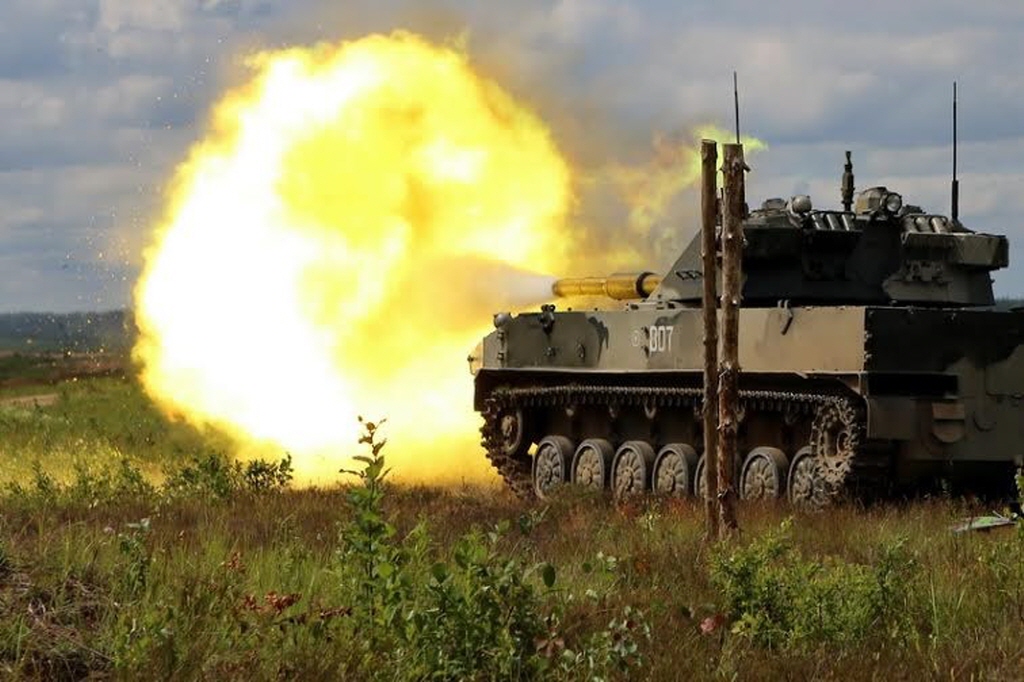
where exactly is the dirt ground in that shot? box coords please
[0,393,59,408]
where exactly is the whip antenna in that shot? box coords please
[951,81,959,222]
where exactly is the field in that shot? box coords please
[2,367,1024,680]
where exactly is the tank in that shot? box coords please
[470,151,1024,505]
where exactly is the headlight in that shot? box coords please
[884,192,903,214]
[467,341,484,376]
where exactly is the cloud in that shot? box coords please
[1,0,1023,312]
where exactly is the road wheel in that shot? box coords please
[653,443,698,497]
[497,407,526,457]
[740,446,789,500]
[787,445,829,508]
[533,435,574,499]
[571,438,614,491]
[612,441,656,498]
[694,454,710,501]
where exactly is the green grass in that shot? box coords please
[2,376,1024,679]
[0,375,240,486]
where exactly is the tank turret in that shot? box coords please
[649,156,1007,308]
[553,155,1008,309]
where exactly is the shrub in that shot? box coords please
[161,451,293,500]
[710,520,917,649]
[242,454,293,493]
[406,526,549,680]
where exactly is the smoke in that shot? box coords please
[249,1,749,275]
[426,256,557,313]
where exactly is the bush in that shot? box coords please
[407,526,549,679]
[161,451,293,500]
[710,520,917,649]
[4,457,155,508]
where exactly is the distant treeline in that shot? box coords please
[0,300,1021,354]
[995,298,1024,309]
[0,310,136,353]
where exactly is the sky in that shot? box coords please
[1,0,1022,312]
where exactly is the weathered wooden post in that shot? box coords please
[718,142,745,533]
[700,139,720,541]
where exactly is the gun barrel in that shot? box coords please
[551,272,662,300]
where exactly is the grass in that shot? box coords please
[0,374,238,486]
[2,372,1024,679]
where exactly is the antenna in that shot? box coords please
[733,71,741,143]
[951,81,959,222]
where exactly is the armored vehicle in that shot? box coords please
[470,152,1024,505]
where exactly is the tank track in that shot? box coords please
[480,384,890,503]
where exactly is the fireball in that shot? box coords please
[134,32,573,484]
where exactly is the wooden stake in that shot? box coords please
[700,139,720,542]
[718,142,745,534]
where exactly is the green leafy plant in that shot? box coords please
[242,453,294,492]
[407,524,550,680]
[118,518,152,598]
[710,520,917,648]
[556,605,651,679]
[162,451,293,500]
[335,417,413,665]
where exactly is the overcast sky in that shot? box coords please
[1,0,1022,312]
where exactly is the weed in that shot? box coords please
[0,537,10,579]
[117,518,151,598]
[556,605,651,679]
[335,417,411,659]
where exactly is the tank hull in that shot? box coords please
[474,305,1024,501]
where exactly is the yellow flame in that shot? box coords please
[134,32,573,484]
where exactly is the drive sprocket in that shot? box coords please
[480,398,533,499]
[808,397,864,502]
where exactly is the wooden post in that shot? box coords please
[700,139,720,542]
[718,142,745,534]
